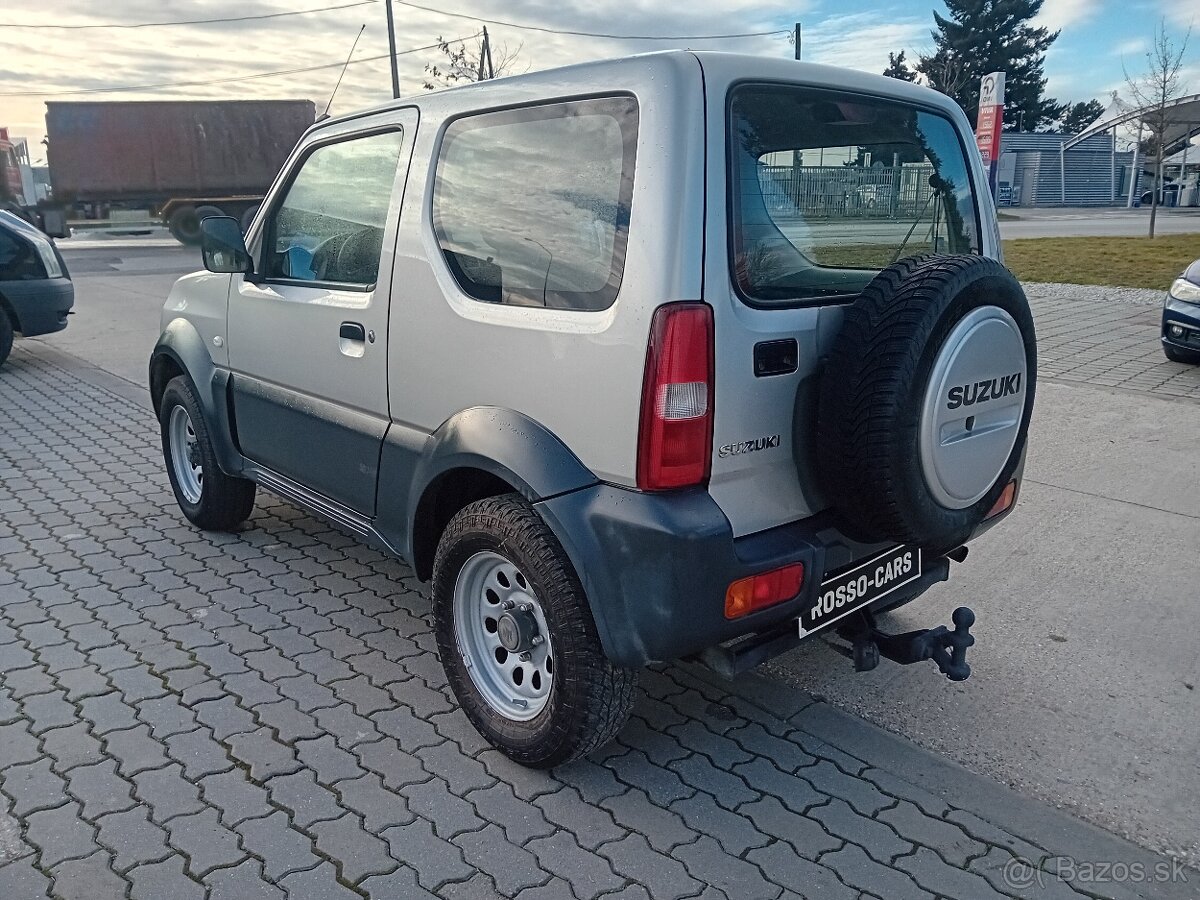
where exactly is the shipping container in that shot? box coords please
[45,99,315,242]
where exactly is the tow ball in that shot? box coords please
[832,607,976,681]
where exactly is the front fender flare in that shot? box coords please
[149,319,243,475]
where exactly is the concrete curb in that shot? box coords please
[24,339,152,412]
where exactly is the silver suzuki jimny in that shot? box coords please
[150,51,1037,767]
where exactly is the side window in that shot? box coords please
[263,129,404,287]
[432,97,638,311]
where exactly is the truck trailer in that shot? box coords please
[45,99,315,244]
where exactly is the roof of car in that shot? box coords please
[318,49,964,131]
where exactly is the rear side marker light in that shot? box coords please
[637,303,715,491]
[986,480,1018,519]
[725,564,805,619]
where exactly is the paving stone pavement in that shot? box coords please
[0,343,1193,900]
[1025,283,1200,401]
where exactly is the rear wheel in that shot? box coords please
[1164,344,1200,365]
[194,204,224,222]
[159,376,256,530]
[240,204,260,233]
[433,494,637,768]
[0,311,12,369]
[167,206,202,245]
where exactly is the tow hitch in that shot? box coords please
[830,606,976,681]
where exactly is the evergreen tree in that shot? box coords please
[917,0,1066,130]
[882,50,918,82]
[1060,99,1106,133]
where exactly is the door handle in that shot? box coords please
[339,321,366,358]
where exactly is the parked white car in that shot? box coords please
[150,51,1037,767]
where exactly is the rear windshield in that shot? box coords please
[729,83,981,305]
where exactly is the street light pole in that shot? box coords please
[384,0,400,99]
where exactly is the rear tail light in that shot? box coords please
[637,303,714,491]
[986,479,1018,519]
[725,564,805,619]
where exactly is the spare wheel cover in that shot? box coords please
[919,305,1028,509]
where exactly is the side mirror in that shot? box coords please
[200,216,254,276]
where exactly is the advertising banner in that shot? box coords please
[975,72,1005,196]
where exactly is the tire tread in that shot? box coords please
[433,494,637,768]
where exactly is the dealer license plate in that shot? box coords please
[799,546,922,637]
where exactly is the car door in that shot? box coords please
[227,112,417,516]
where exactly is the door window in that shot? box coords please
[432,97,638,311]
[263,129,404,287]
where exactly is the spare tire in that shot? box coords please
[815,254,1036,551]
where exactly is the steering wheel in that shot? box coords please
[310,232,351,282]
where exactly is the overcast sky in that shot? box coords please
[2,0,1196,164]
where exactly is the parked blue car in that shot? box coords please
[0,209,72,369]
[1163,258,1200,365]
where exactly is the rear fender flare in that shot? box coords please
[392,408,599,578]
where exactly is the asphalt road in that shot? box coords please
[999,208,1200,239]
[48,243,200,384]
[34,240,1200,868]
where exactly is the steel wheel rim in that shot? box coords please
[168,405,203,504]
[452,550,553,721]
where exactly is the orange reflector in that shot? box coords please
[987,480,1018,519]
[725,564,805,619]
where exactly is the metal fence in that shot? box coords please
[758,163,936,219]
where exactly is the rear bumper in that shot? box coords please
[2,278,74,337]
[537,484,954,667]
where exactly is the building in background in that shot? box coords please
[995,131,1143,208]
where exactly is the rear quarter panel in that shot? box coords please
[387,53,708,486]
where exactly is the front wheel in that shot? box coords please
[433,494,637,768]
[159,376,256,530]
[0,312,13,369]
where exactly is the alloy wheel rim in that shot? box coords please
[452,550,553,721]
[168,405,203,504]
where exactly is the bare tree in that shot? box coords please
[917,47,971,109]
[1123,20,1192,237]
[422,35,524,90]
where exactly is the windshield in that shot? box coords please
[0,209,64,278]
[729,84,981,305]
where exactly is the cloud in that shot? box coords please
[2,0,821,156]
[798,13,928,73]
[1112,38,1146,57]
[1161,0,1197,28]
[1035,0,1099,32]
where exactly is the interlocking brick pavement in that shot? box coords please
[0,343,1193,900]
[1026,283,1200,400]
